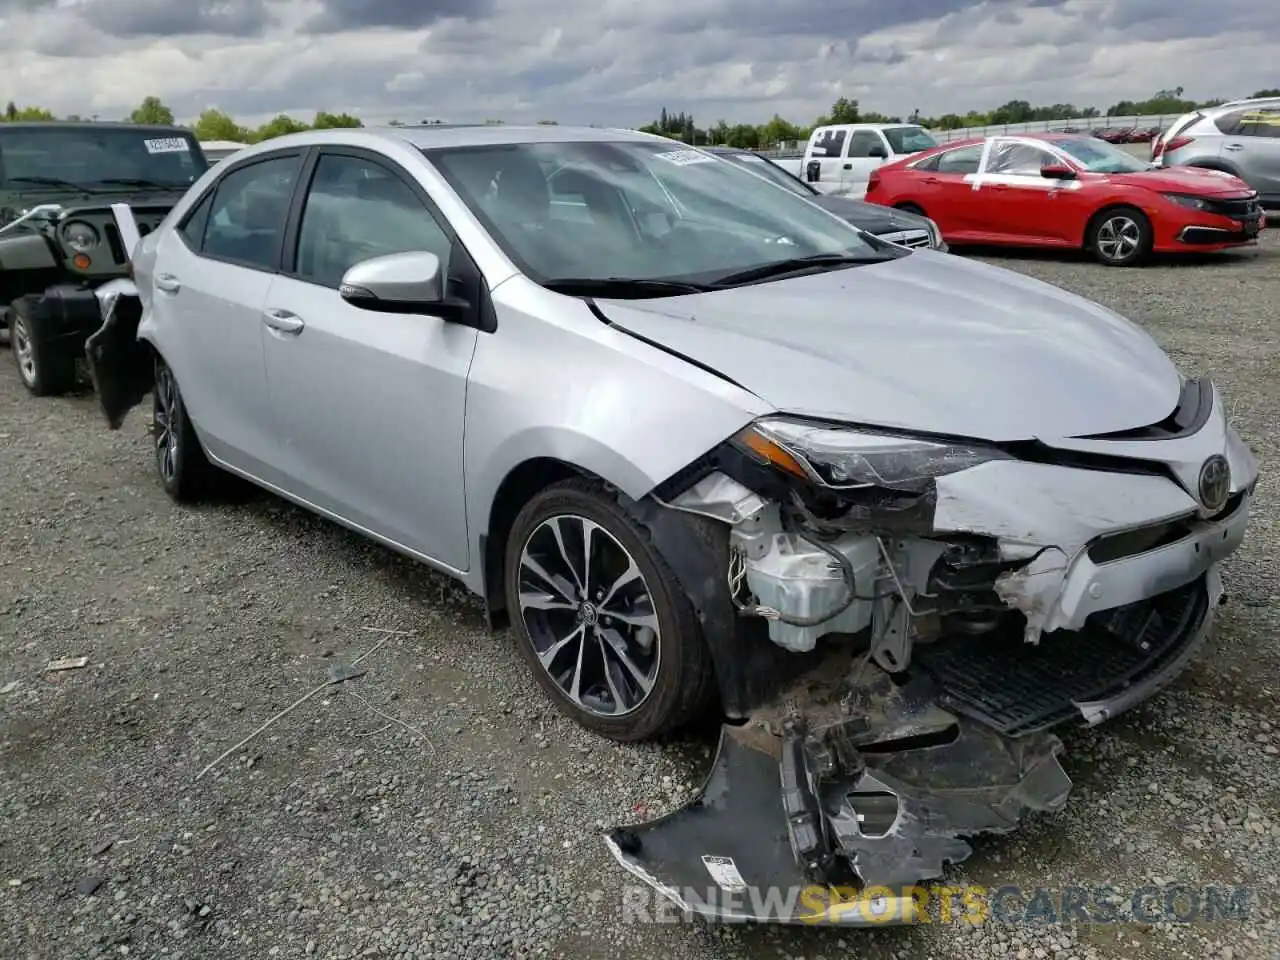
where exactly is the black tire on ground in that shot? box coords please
[152,354,220,501]
[1087,205,1154,267]
[503,478,716,742]
[9,300,76,396]
[894,202,927,216]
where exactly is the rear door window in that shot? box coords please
[935,144,982,174]
[199,154,302,270]
[809,129,847,158]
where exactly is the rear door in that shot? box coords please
[1216,102,1280,201]
[147,149,305,480]
[905,143,985,237]
[803,127,848,192]
[259,147,478,570]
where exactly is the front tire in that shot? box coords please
[9,300,76,396]
[1088,206,1153,266]
[504,479,715,742]
[152,355,219,501]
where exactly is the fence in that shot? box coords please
[755,113,1185,157]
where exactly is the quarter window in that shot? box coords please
[200,154,302,270]
[295,153,452,289]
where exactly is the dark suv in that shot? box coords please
[0,122,208,394]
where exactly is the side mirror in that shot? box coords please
[868,145,888,159]
[805,160,821,183]
[1040,163,1077,181]
[339,251,444,313]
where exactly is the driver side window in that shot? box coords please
[294,153,452,289]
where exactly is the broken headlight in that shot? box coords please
[738,417,1010,491]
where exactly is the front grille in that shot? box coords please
[913,578,1207,737]
[1202,195,1262,218]
[877,229,932,248]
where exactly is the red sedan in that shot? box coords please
[864,133,1266,266]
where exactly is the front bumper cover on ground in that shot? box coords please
[605,568,1222,925]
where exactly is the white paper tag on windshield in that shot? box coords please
[701,855,748,892]
[655,149,713,166]
[143,137,189,154]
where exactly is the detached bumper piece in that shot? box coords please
[604,667,1071,925]
[605,575,1219,925]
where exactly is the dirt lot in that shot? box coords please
[2,232,1279,960]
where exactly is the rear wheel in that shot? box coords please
[9,300,76,396]
[504,479,715,742]
[1088,206,1153,266]
[152,355,220,501]
[895,202,927,217]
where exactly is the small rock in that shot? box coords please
[75,876,105,897]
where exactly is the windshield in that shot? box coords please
[0,127,207,192]
[718,152,813,197]
[426,140,893,290]
[1054,137,1149,174]
[883,126,939,154]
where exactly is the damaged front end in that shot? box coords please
[606,390,1257,924]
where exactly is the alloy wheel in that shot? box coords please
[11,315,36,386]
[517,514,662,717]
[1096,215,1142,263]
[153,365,180,483]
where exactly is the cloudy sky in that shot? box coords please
[0,0,1275,128]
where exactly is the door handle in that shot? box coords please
[922,176,939,184]
[1224,143,1244,151]
[263,308,305,335]
[843,163,853,170]
[154,273,181,293]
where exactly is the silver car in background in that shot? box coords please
[1154,97,1280,207]
[86,125,1256,924]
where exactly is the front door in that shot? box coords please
[973,138,1082,241]
[260,149,478,571]
[841,130,890,196]
[148,151,305,480]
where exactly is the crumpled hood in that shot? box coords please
[1103,165,1255,196]
[596,251,1182,442]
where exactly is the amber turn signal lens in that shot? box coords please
[735,426,809,480]
[72,253,91,269]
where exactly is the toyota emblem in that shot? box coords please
[1197,455,1231,512]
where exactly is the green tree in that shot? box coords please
[825,97,860,125]
[192,108,247,142]
[311,110,362,128]
[4,101,16,120]
[758,113,800,148]
[129,96,175,126]
[1253,88,1280,98]
[251,114,309,141]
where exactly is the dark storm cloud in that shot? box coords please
[302,0,494,33]
[76,0,275,38]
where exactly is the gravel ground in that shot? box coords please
[2,231,1279,960]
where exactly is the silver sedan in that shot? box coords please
[86,124,1257,923]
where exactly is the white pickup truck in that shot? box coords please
[773,122,941,197]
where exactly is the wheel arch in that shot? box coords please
[479,456,601,627]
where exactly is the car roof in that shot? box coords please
[251,123,674,152]
[0,121,193,134]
